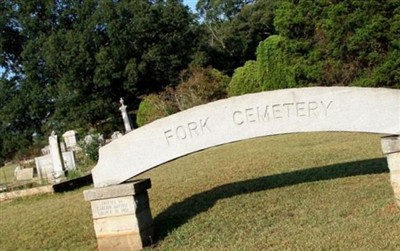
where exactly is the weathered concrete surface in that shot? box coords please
[84,179,151,200]
[381,136,400,207]
[0,185,54,202]
[15,168,34,181]
[92,87,400,187]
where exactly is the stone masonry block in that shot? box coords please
[84,179,151,201]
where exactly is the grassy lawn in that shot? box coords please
[0,163,18,185]
[1,132,399,250]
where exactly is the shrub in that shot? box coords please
[79,132,103,162]
[227,60,260,96]
[256,35,298,90]
[136,92,178,127]
[175,67,230,110]
[136,67,230,126]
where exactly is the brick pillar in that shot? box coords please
[84,179,154,250]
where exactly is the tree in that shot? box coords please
[228,0,400,95]
[0,0,201,160]
[196,0,277,73]
[0,0,25,78]
[273,0,400,87]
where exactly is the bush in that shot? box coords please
[174,67,230,110]
[79,132,103,162]
[136,67,230,126]
[257,35,298,90]
[227,35,300,96]
[228,60,261,96]
[136,93,178,127]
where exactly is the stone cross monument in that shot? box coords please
[119,98,133,133]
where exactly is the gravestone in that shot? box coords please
[14,166,21,177]
[49,131,65,181]
[111,131,123,141]
[34,132,68,183]
[34,155,54,180]
[35,152,76,180]
[61,152,77,171]
[15,168,34,181]
[41,145,50,155]
[63,130,78,151]
[84,133,104,146]
[60,142,66,152]
[85,87,400,250]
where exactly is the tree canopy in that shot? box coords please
[228,0,400,96]
[0,0,200,159]
[1,0,399,160]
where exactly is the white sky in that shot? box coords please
[183,0,197,12]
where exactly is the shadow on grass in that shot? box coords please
[153,158,388,241]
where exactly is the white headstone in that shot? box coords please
[91,87,400,187]
[63,130,78,151]
[84,135,94,146]
[49,131,65,179]
[41,145,50,155]
[14,166,21,178]
[15,168,34,181]
[35,151,77,180]
[62,151,77,171]
[119,98,133,133]
[35,155,53,179]
[111,131,123,141]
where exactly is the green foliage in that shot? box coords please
[137,67,230,126]
[174,67,230,110]
[228,35,309,96]
[2,0,400,161]
[66,169,84,180]
[197,0,255,21]
[198,0,276,73]
[256,35,298,90]
[136,94,178,127]
[0,0,200,160]
[272,0,400,87]
[0,1,25,77]
[230,0,400,95]
[228,60,260,96]
[79,132,102,162]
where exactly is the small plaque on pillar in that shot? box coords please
[84,179,153,251]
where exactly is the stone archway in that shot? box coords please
[92,87,400,187]
[85,87,400,250]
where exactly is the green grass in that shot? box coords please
[0,163,18,185]
[1,132,400,250]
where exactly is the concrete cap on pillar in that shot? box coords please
[381,135,400,154]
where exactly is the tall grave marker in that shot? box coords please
[120,98,133,133]
[49,131,65,181]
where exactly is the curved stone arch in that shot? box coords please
[92,87,400,187]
